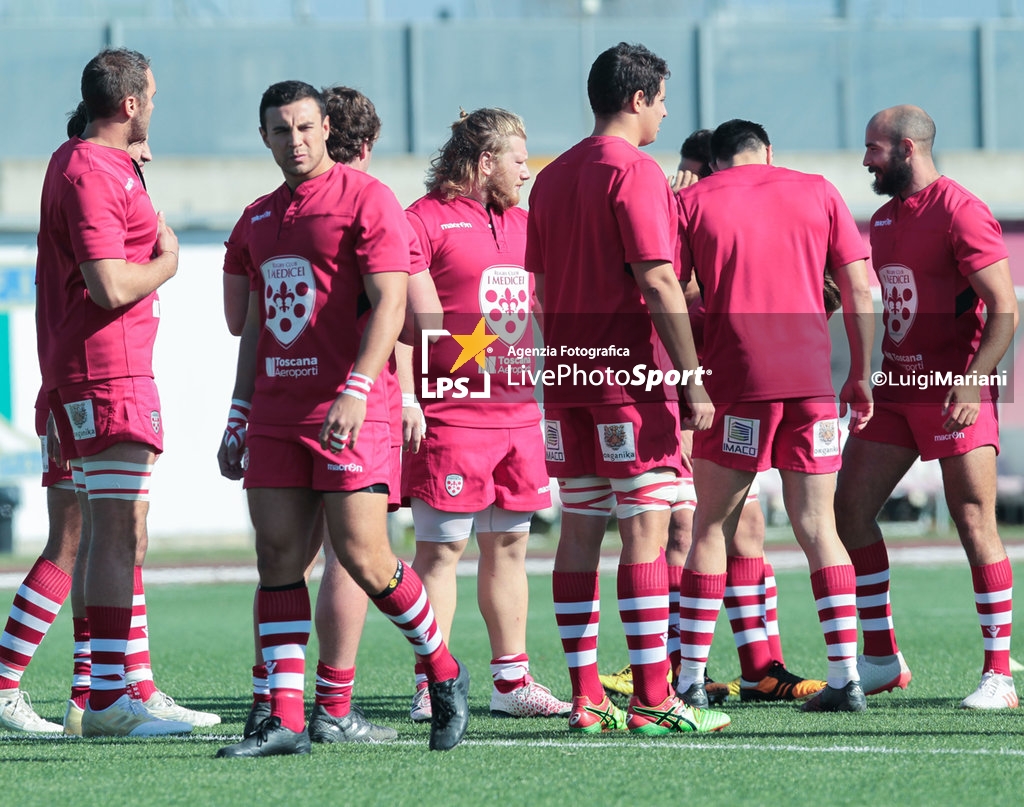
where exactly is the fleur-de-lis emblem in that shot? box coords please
[273,281,295,313]
[498,287,519,314]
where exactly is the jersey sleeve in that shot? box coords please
[405,208,432,277]
[675,191,695,283]
[824,182,869,269]
[614,158,677,265]
[223,213,257,290]
[354,183,411,276]
[950,196,1008,277]
[64,170,130,264]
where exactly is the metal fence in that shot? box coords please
[2,17,1023,159]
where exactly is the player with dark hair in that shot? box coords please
[33,48,194,737]
[401,108,570,722]
[835,105,1019,709]
[222,85,401,744]
[526,42,729,735]
[675,118,875,713]
[215,80,468,757]
[670,128,713,189]
[0,97,218,734]
[601,127,826,706]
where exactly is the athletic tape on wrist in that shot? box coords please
[342,371,373,401]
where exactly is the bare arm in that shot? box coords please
[831,258,875,432]
[319,271,408,451]
[80,212,178,309]
[400,270,444,346]
[394,340,426,453]
[633,260,714,430]
[943,258,1019,431]
[223,273,251,336]
[217,291,260,480]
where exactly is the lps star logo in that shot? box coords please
[420,317,497,399]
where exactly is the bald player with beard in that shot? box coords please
[835,105,1019,710]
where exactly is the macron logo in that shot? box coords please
[251,210,272,224]
[440,222,473,230]
[874,218,893,227]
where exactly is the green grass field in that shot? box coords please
[2,557,1022,807]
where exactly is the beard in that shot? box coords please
[871,154,913,197]
[486,169,521,212]
[128,111,150,148]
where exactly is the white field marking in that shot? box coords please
[180,735,1024,757]
[7,732,1024,758]
[4,544,1024,591]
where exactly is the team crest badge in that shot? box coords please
[603,424,627,449]
[445,474,464,496]
[877,264,917,346]
[260,255,316,348]
[813,418,840,457]
[150,411,161,434]
[64,400,97,441]
[479,265,530,347]
[597,422,636,462]
[69,402,88,428]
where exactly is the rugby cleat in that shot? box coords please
[960,671,1019,710]
[428,659,470,751]
[139,690,221,728]
[0,689,63,733]
[244,700,272,738]
[598,665,634,697]
[81,694,193,737]
[567,693,627,733]
[410,684,432,723]
[800,681,867,712]
[626,694,730,734]
[857,652,912,696]
[490,677,572,718]
[307,703,398,743]
[740,661,826,702]
[63,699,84,736]
[676,681,708,708]
[216,715,310,757]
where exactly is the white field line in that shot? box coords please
[3,543,1024,591]
[6,732,1024,757]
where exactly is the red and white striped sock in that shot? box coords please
[726,555,773,684]
[371,560,458,683]
[258,583,310,733]
[87,605,131,711]
[0,558,71,689]
[971,558,1013,675]
[314,661,354,717]
[763,561,785,664]
[676,570,726,692]
[552,570,603,703]
[619,555,671,706]
[70,617,91,708]
[251,663,270,706]
[666,564,683,678]
[491,653,530,694]
[124,566,156,701]
[810,565,858,688]
[848,542,899,657]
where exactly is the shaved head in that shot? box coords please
[867,105,935,156]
